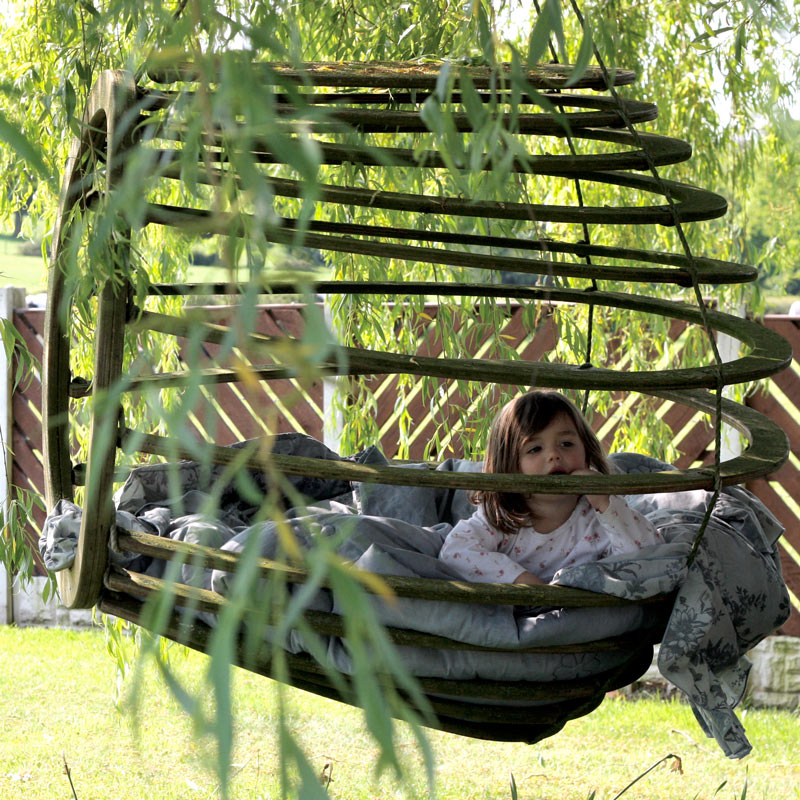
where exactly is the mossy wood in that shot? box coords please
[43,62,790,742]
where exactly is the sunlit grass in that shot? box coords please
[1,626,798,800]
[0,232,332,300]
[0,234,47,293]
[763,293,800,314]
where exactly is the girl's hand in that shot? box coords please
[513,571,544,585]
[570,468,610,513]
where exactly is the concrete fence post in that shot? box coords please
[718,315,744,462]
[322,297,344,452]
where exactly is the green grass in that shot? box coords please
[0,627,798,800]
[0,234,48,293]
[0,233,330,298]
[762,294,800,314]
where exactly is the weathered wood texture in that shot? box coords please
[14,304,800,635]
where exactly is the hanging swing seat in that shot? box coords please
[42,61,791,750]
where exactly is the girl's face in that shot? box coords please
[517,413,588,477]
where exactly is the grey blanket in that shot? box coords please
[41,433,790,758]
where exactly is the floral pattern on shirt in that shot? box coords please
[440,495,662,584]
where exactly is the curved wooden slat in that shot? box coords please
[127,289,791,392]
[110,380,784,494]
[144,207,751,285]
[144,94,657,136]
[147,128,692,173]
[147,130,691,184]
[140,87,623,108]
[117,383,788,495]
[97,588,653,741]
[244,101,659,134]
[146,59,638,90]
[143,164,727,228]
[100,577,639,701]
[45,70,139,609]
[147,233,756,286]
[106,569,666,658]
[111,531,662,609]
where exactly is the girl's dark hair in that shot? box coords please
[472,390,610,533]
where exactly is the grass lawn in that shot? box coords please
[762,294,800,314]
[0,626,798,800]
[0,233,327,299]
[0,234,48,294]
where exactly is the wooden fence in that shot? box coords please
[10,306,47,573]
[8,301,800,635]
[744,317,800,637]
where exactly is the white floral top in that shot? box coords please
[439,495,662,584]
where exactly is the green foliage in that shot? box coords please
[735,118,800,294]
[0,484,51,596]
[2,1,800,798]
[0,108,51,185]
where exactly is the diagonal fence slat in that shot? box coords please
[174,305,325,444]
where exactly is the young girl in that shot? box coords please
[439,390,661,585]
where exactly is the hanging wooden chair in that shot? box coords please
[43,59,790,744]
